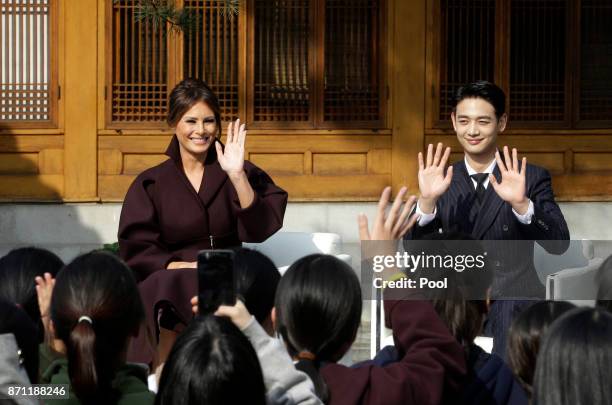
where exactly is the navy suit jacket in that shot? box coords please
[406,160,570,298]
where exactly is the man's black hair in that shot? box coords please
[453,80,506,119]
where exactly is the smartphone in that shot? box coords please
[197,249,236,314]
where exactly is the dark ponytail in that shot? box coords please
[67,320,115,404]
[275,254,362,403]
[295,358,329,403]
[51,252,144,405]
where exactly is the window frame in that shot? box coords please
[105,0,387,130]
[1,0,60,130]
[427,0,612,132]
[104,0,177,130]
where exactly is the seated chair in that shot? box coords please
[545,240,611,305]
[244,232,352,274]
[246,232,363,365]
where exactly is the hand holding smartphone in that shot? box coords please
[197,249,236,314]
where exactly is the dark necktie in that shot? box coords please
[471,173,488,204]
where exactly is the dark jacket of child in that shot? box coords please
[41,357,154,405]
[321,300,467,405]
[367,343,528,405]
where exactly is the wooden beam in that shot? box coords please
[0,135,63,152]
[391,0,426,195]
[98,134,392,153]
[0,175,64,201]
[98,173,390,202]
[64,0,98,200]
[424,134,612,152]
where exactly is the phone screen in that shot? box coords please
[197,249,236,314]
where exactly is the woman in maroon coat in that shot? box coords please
[118,78,287,366]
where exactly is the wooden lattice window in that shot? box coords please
[509,0,567,124]
[107,0,385,129]
[579,0,612,125]
[323,0,381,124]
[184,0,239,122]
[252,0,311,124]
[1,0,58,128]
[108,0,168,126]
[250,0,384,128]
[437,0,495,123]
[431,0,612,129]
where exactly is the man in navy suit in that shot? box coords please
[407,81,569,358]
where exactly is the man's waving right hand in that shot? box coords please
[418,142,453,214]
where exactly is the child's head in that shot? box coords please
[50,251,144,403]
[533,307,612,405]
[0,247,64,326]
[234,248,280,335]
[274,254,361,401]
[156,315,266,405]
[507,300,575,396]
[0,298,39,383]
[275,254,362,361]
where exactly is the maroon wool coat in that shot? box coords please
[118,135,288,280]
[119,135,287,364]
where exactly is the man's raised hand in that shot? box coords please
[490,146,529,214]
[418,143,453,214]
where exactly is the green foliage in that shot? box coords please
[134,0,197,35]
[102,242,120,256]
[115,0,241,36]
[220,0,240,16]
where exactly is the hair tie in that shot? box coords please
[78,316,93,325]
[296,351,316,361]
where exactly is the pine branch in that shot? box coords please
[128,0,240,36]
[134,0,190,34]
[221,0,240,16]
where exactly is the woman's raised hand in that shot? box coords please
[217,118,246,178]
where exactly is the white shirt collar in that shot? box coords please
[464,156,497,176]
[464,156,497,189]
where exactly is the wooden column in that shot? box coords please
[391,0,426,194]
[64,0,98,201]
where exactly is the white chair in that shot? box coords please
[545,240,608,305]
[370,240,601,359]
[246,232,358,364]
[244,232,352,274]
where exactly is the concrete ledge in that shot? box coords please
[0,202,610,263]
